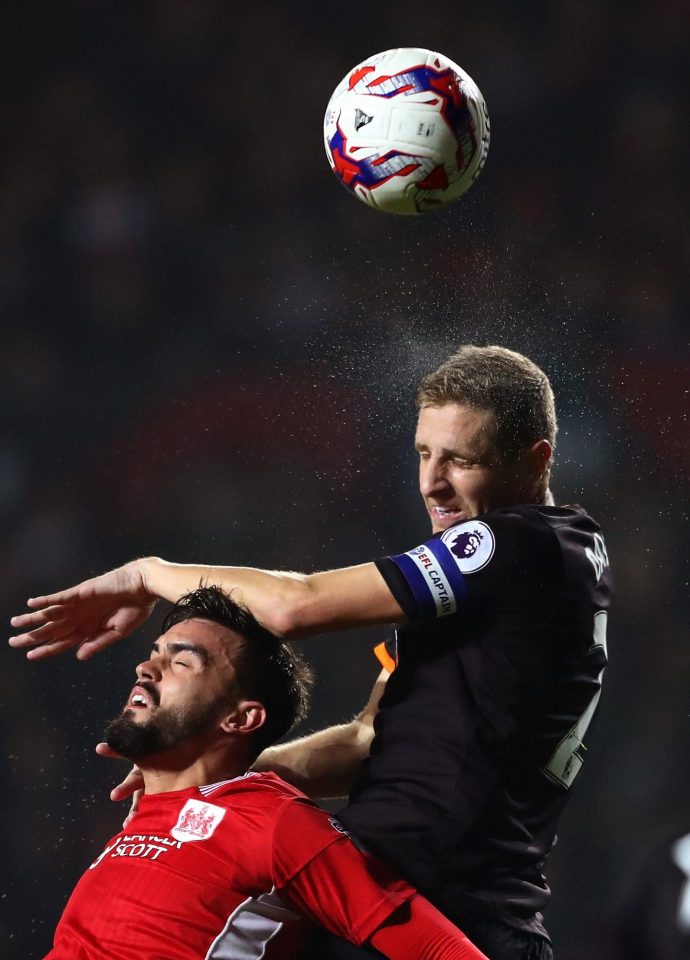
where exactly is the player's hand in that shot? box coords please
[96,742,144,828]
[8,560,158,661]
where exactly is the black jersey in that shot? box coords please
[338,504,612,938]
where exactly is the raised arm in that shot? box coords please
[253,669,388,798]
[143,558,403,637]
[9,556,405,660]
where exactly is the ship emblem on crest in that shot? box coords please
[171,798,226,842]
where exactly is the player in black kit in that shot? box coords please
[10,346,612,959]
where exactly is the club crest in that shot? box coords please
[171,798,226,843]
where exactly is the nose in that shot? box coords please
[419,456,450,497]
[135,655,162,683]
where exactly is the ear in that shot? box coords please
[219,701,267,737]
[524,439,553,479]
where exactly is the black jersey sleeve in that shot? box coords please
[374,559,419,620]
[374,508,562,621]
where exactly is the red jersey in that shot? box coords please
[47,772,416,960]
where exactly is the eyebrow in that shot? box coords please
[152,639,210,667]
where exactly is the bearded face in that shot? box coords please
[108,618,246,764]
[104,693,227,762]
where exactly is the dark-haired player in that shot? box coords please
[11,345,612,960]
[41,586,486,960]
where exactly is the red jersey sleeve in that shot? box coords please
[270,800,414,945]
[370,894,489,960]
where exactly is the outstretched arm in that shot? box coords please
[10,556,404,659]
[253,669,387,798]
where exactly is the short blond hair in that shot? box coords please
[417,345,557,460]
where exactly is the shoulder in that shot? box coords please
[198,771,310,809]
[479,503,603,553]
[487,503,579,534]
[186,774,319,858]
[439,504,563,573]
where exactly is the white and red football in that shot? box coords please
[324,47,490,215]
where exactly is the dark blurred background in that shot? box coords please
[1,1,688,957]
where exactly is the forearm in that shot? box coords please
[139,556,403,638]
[140,557,306,636]
[370,896,488,960]
[253,719,372,799]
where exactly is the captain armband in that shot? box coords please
[386,539,468,619]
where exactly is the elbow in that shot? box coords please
[257,578,317,639]
[263,607,302,639]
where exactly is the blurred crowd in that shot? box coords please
[1,2,688,957]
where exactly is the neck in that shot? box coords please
[523,479,553,506]
[139,751,249,795]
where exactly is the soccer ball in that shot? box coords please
[323,48,490,215]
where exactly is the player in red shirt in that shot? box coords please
[41,585,485,960]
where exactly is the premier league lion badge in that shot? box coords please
[441,521,495,574]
